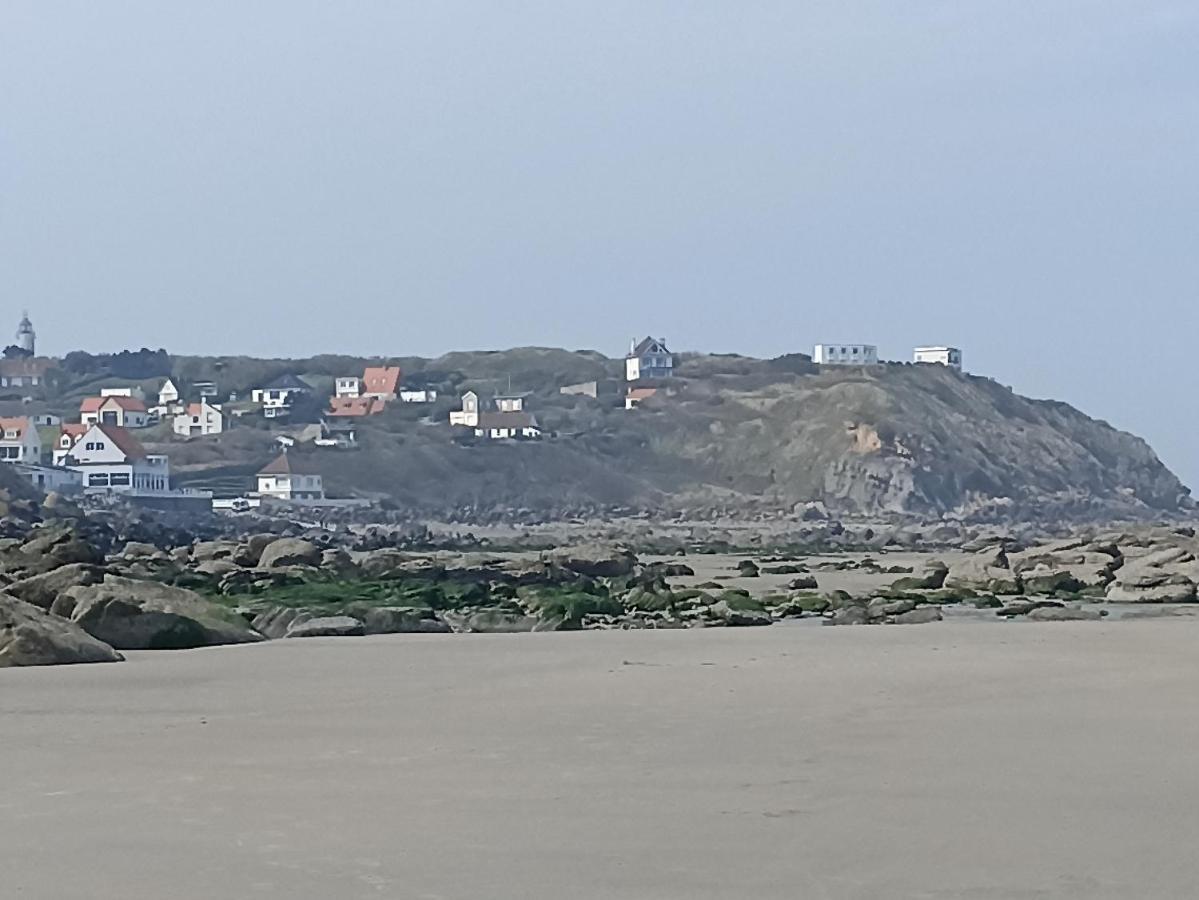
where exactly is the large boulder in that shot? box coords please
[359,607,451,635]
[56,575,264,650]
[945,547,1021,594]
[708,599,771,626]
[5,563,106,611]
[0,593,124,667]
[550,546,637,578]
[1027,606,1103,622]
[258,538,322,570]
[285,616,365,638]
[890,607,943,625]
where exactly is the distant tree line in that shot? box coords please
[62,348,172,380]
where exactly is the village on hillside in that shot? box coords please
[0,313,963,513]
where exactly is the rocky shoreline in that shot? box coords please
[3,490,1199,668]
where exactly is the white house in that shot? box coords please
[625,387,658,410]
[813,344,879,366]
[0,416,42,463]
[63,424,170,493]
[157,378,181,407]
[80,395,149,428]
[173,401,225,438]
[256,452,325,501]
[914,346,963,370]
[449,391,481,428]
[626,337,674,381]
[251,374,312,419]
[399,388,437,403]
[335,376,361,398]
[475,411,541,440]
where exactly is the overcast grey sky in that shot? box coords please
[2,2,1197,484]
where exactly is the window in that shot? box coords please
[110,473,130,486]
[88,473,110,487]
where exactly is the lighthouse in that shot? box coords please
[16,312,34,356]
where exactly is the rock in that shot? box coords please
[550,545,637,578]
[195,559,240,578]
[443,611,547,633]
[945,546,1020,593]
[121,541,160,559]
[737,559,761,578]
[1027,606,1103,621]
[1105,579,1197,604]
[251,606,310,639]
[192,540,239,563]
[890,607,943,625]
[360,607,451,634]
[58,575,265,650]
[232,534,277,568]
[786,575,819,590]
[1021,570,1085,596]
[0,593,124,667]
[888,563,948,591]
[5,563,106,611]
[285,616,365,638]
[823,605,869,626]
[709,599,771,626]
[762,564,803,575]
[258,538,323,570]
[868,596,916,617]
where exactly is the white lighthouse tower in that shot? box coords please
[16,312,35,356]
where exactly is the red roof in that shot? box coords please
[94,425,146,460]
[362,366,401,396]
[59,423,88,446]
[327,396,385,417]
[0,416,32,439]
[80,396,147,414]
[627,387,658,401]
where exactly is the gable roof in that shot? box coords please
[362,366,401,396]
[630,336,670,357]
[0,416,33,440]
[257,452,321,477]
[261,374,311,391]
[81,396,146,413]
[327,396,385,417]
[59,423,88,445]
[92,424,146,461]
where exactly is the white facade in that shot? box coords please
[101,386,146,401]
[16,313,35,356]
[813,344,879,366]
[173,401,225,438]
[13,462,81,493]
[399,389,437,403]
[65,425,170,493]
[335,377,361,398]
[449,391,481,428]
[0,417,41,463]
[158,378,181,406]
[914,346,963,370]
[257,472,324,501]
[81,397,149,429]
[494,395,526,413]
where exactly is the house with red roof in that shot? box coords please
[362,366,401,401]
[326,395,386,418]
[62,424,169,493]
[256,452,324,501]
[0,416,42,463]
[80,395,149,429]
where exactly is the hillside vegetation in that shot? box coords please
[14,347,1188,521]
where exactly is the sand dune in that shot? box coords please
[4,622,1199,899]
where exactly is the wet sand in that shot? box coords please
[4,622,1199,899]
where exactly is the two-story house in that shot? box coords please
[172,401,225,437]
[625,337,674,381]
[63,424,170,493]
[335,376,362,398]
[256,452,325,502]
[813,344,879,366]
[0,416,42,463]
[80,395,149,428]
[251,374,312,419]
[449,391,482,427]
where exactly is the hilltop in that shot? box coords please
[152,349,1186,522]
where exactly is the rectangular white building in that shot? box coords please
[813,344,879,366]
[64,424,170,493]
[914,346,963,370]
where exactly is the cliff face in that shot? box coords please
[635,365,1188,519]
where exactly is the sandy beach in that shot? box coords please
[4,622,1199,899]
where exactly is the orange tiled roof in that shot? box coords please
[327,396,385,417]
[0,416,32,439]
[362,366,401,396]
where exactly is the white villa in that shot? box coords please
[63,424,170,493]
[449,391,482,428]
[256,452,325,502]
[813,344,879,366]
[0,416,41,463]
[626,337,674,381]
[335,376,361,398]
[173,401,225,438]
[914,346,963,370]
[449,391,540,439]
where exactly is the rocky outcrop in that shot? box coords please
[285,616,365,638]
[6,563,106,611]
[57,576,264,650]
[258,538,322,570]
[550,545,637,578]
[0,593,124,667]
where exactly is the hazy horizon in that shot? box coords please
[3,2,1196,486]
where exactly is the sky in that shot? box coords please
[2,2,1197,485]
